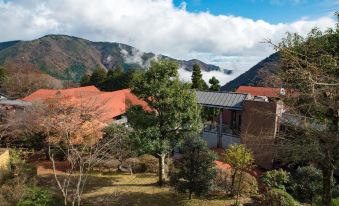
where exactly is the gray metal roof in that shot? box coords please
[0,100,32,107]
[195,91,250,110]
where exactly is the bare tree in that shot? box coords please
[39,96,124,206]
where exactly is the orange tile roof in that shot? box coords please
[22,86,148,122]
[236,86,281,98]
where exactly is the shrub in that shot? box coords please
[138,154,158,173]
[213,168,258,197]
[122,157,143,174]
[170,135,216,199]
[17,186,57,206]
[291,165,322,203]
[94,158,120,172]
[332,198,339,206]
[261,169,290,191]
[333,184,339,198]
[263,188,299,206]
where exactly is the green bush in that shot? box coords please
[263,188,299,206]
[332,198,339,206]
[333,184,339,198]
[291,166,322,203]
[138,154,158,173]
[261,169,290,191]
[17,186,57,206]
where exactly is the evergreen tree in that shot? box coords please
[127,60,202,185]
[191,64,208,90]
[171,135,216,199]
[209,76,220,91]
[80,74,91,86]
[89,68,107,88]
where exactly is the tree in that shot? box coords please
[204,76,221,123]
[80,74,91,86]
[209,76,220,91]
[224,144,254,203]
[39,96,122,206]
[127,60,202,185]
[271,13,339,206]
[191,64,208,90]
[89,68,107,88]
[170,135,216,199]
[0,66,63,99]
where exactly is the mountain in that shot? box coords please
[221,53,280,91]
[0,35,231,82]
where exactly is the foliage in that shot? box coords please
[273,14,339,206]
[332,198,339,206]
[263,188,299,206]
[191,64,208,90]
[0,65,63,99]
[127,60,202,185]
[224,144,254,197]
[103,123,134,166]
[80,66,137,91]
[213,168,258,197]
[138,154,159,173]
[208,76,220,91]
[89,67,107,88]
[170,135,216,199]
[17,186,58,206]
[290,165,322,203]
[261,169,290,191]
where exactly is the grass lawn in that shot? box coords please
[38,172,259,206]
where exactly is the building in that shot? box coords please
[236,86,285,101]
[22,86,147,124]
[196,90,283,169]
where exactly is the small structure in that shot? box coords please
[196,90,283,169]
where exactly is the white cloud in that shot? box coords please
[0,0,336,85]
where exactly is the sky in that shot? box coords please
[0,0,338,85]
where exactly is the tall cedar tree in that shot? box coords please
[127,60,202,185]
[89,68,107,88]
[171,135,216,199]
[191,64,208,90]
[274,13,339,206]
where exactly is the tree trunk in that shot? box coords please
[158,153,166,186]
[189,190,192,199]
[322,153,334,206]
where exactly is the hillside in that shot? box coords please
[221,53,280,91]
[0,35,230,82]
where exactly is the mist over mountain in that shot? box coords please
[0,35,232,82]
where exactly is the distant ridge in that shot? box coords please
[221,53,279,91]
[0,34,232,82]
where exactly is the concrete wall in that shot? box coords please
[0,149,11,180]
[240,100,282,169]
[202,132,240,149]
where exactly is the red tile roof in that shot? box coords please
[22,86,148,122]
[236,86,281,98]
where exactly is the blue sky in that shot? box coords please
[173,0,338,23]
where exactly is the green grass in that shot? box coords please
[38,172,258,206]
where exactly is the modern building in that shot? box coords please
[196,89,284,169]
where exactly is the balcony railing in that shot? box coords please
[203,123,240,137]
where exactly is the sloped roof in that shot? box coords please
[22,86,147,122]
[196,91,249,110]
[236,86,281,98]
